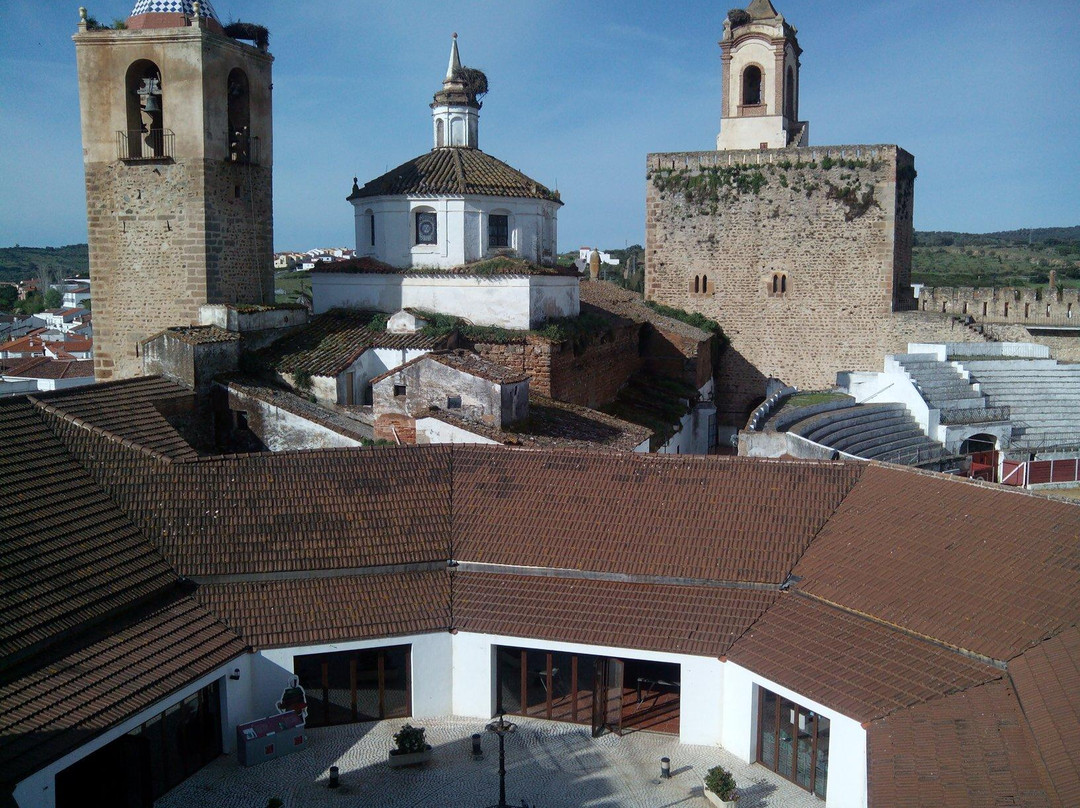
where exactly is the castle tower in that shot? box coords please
[716,0,807,150]
[430,34,480,149]
[74,1,274,381]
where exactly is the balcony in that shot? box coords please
[116,129,174,161]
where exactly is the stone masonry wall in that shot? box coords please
[917,285,1080,326]
[473,321,642,409]
[86,159,272,382]
[645,145,916,422]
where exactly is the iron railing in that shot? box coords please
[117,128,174,161]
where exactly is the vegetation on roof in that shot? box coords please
[415,309,615,353]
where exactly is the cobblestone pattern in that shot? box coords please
[644,146,917,422]
[157,716,820,808]
[85,159,272,382]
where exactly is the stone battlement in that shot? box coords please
[917,285,1080,326]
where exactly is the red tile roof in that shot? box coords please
[348,147,562,203]
[4,357,94,379]
[1009,626,1080,804]
[454,571,778,657]
[0,596,245,789]
[262,309,447,376]
[867,679,1056,808]
[196,571,451,649]
[793,465,1080,661]
[728,594,1002,723]
[0,397,177,661]
[453,446,863,584]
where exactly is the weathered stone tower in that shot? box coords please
[646,1,918,425]
[717,0,807,150]
[74,1,274,381]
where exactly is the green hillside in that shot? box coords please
[0,245,89,285]
[912,227,1080,288]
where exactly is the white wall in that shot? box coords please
[313,272,579,330]
[352,194,559,270]
[656,379,716,455]
[722,662,867,808]
[415,416,500,445]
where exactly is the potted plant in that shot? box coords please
[703,765,739,807]
[388,723,432,767]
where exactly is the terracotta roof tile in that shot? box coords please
[0,397,176,660]
[1009,626,1080,804]
[32,376,200,460]
[579,281,713,342]
[0,595,245,788]
[261,310,447,376]
[371,349,528,385]
[867,679,1056,808]
[454,572,777,657]
[453,447,862,583]
[41,415,453,577]
[3,357,95,379]
[793,465,1080,660]
[348,148,561,203]
[195,571,451,649]
[728,595,1002,722]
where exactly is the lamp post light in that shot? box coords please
[485,712,517,808]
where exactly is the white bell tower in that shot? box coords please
[717,0,807,151]
[431,34,480,149]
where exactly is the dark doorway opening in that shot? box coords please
[55,680,222,808]
[294,644,411,728]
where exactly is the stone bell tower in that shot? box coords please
[717,0,808,150]
[74,0,274,381]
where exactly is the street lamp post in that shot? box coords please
[485,712,517,808]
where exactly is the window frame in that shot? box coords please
[488,213,510,249]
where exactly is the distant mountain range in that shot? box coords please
[915,226,1080,248]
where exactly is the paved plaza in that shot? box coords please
[157,716,821,808]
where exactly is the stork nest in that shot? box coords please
[224,21,270,50]
[727,9,752,27]
[453,66,489,104]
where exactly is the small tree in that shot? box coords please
[43,287,63,309]
[0,285,17,311]
[392,724,427,754]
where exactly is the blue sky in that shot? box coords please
[1,1,1078,252]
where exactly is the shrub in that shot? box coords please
[393,724,427,754]
[704,765,738,800]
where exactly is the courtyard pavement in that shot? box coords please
[157,716,822,808]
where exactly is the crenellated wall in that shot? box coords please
[916,285,1080,326]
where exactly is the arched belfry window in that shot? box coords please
[436,119,445,148]
[125,60,164,158]
[227,68,252,163]
[742,65,762,106]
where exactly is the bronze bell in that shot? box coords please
[142,93,161,114]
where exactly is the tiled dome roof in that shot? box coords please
[348,148,562,204]
[129,0,220,21]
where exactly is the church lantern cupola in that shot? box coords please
[716,0,808,151]
[125,0,225,33]
[431,34,487,149]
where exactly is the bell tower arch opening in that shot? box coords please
[742,65,762,106]
[227,68,251,162]
[125,60,163,158]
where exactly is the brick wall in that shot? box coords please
[645,144,916,422]
[473,321,642,409]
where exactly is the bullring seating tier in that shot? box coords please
[961,359,1080,450]
[892,354,985,411]
[788,402,946,465]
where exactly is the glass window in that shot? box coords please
[756,686,829,797]
[415,211,437,245]
[489,214,509,248]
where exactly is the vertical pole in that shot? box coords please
[498,730,506,807]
